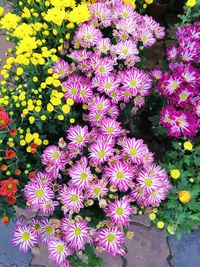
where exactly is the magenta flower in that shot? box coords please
[64,221,92,251]
[48,239,71,265]
[113,40,138,60]
[13,225,38,252]
[98,118,122,137]
[88,95,111,114]
[59,186,84,213]
[94,57,114,77]
[69,157,93,189]
[122,137,148,164]
[42,145,67,173]
[89,136,115,165]
[40,219,55,243]
[104,161,133,191]
[52,59,72,79]
[136,170,162,194]
[97,226,125,256]
[121,68,145,97]
[73,24,102,48]
[86,180,108,199]
[66,125,90,148]
[108,199,133,226]
[24,181,54,206]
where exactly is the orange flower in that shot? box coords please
[0,178,18,197]
[9,129,17,136]
[178,190,191,204]
[15,169,21,175]
[5,149,16,159]
[29,172,36,179]
[30,143,38,154]
[2,216,9,224]
[0,164,7,171]
[6,195,17,204]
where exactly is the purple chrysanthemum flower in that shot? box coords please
[13,225,38,252]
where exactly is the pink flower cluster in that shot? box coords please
[13,116,171,265]
[151,23,200,137]
[53,0,165,110]
[12,1,170,265]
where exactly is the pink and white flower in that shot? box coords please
[13,225,38,252]
[59,186,84,213]
[104,161,133,191]
[122,137,148,164]
[69,157,93,189]
[66,125,90,148]
[89,136,115,165]
[97,226,125,256]
[64,221,92,251]
[98,118,122,137]
[24,182,54,206]
[52,59,72,79]
[108,199,133,226]
[48,239,71,265]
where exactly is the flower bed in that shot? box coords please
[0,0,199,266]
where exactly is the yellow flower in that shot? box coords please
[62,104,70,114]
[34,138,42,146]
[183,141,193,151]
[157,221,165,229]
[44,7,67,26]
[0,12,21,30]
[126,231,134,239]
[58,114,64,120]
[145,0,153,4]
[66,98,74,106]
[16,67,24,76]
[29,116,35,124]
[167,224,176,235]
[170,169,180,179]
[123,0,136,8]
[67,4,91,24]
[149,213,156,220]
[70,118,75,124]
[178,190,191,204]
[0,7,4,17]
[43,139,49,145]
[25,133,33,143]
[185,0,196,7]
[20,140,26,146]
[47,103,54,112]
[40,115,47,121]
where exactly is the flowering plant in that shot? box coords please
[0,0,167,223]
[151,22,200,138]
[13,117,171,266]
[179,0,200,24]
[152,137,200,239]
[0,0,92,219]
[4,0,173,265]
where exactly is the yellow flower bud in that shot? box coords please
[170,169,180,179]
[178,190,191,204]
[149,213,156,220]
[185,0,196,7]
[183,141,193,151]
[157,221,165,229]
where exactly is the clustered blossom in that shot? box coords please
[53,0,165,111]
[0,178,18,205]
[11,1,170,266]
[13,116,171,265]
[152,23,200,137]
